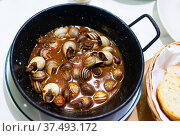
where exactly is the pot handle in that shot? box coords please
[129,14,160,52]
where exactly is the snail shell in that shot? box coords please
[63,89,71,102]
[92,67,103,77]
[26,56,45,73]
[98,51,113,65]
[40,48,50,59]
[43,83,60,103]
[72,68,80,79]
[94,57,104,67]
[77,34,87,43]
[54,27,68,38]
[63,71,71,81]
[62,41,76,59]
[104,79,117,92]
[80,82,95,96]
[69,27,79,38]
[49,41,58,49]
[33,81,43,93]
[44,91,54,103]
[84,56,96,68]
[84,51,98,58]
[93,91,108,103]
[68,82,80,99]
[80,41,94,51]
[102,46,114,53]
[100,36,110,46]
[46,61,59,76]
[113,56,121,64]
[32,71,46,81]
[84,55,103,68]
[93,37,102,49]
[87,31,99,40]
[80,67,92,80]
[113,69,123,80]
[60,63,73,71]
[70,97,93,109]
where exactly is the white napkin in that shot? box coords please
[151,44,180,121]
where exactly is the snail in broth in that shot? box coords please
[26,26,124,111]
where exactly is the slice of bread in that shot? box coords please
[157,66,180,121]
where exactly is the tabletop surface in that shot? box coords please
[0,0,175,121]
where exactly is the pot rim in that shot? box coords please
[10,3,144,120]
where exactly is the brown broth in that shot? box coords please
[28,26,124,111]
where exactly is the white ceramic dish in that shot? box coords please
[157,0,180,41]
[5,50,141,121]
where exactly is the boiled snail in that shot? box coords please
[68,82,80,99]
[84,56,103,68]
[33,81,43,93]
[54,27,68,38]
[27,26,124,111]
[31,71,47,81]
[72,68,80,79]
[69,27,79,38]
[60,63,73,71]
[113,56,121,64]
[112,68,123,80]
[62,41,77,59]
[70,97,93,109]
[92,67,103,77]
[80,82,95,96]
[46,60,59,76]
[80,67,91,80]
[40,48,50,59]
[104,79,117,92]
[102,46,114,53]
[93,90,108,103]
[87,31,100,40]
[26,56,45,73]
[49,40,58,49]
[63,71,72,81]
[100,36,110,46]
[43,83,60,103]
[98,51,113,65]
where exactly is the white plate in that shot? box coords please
[4,49,141,121]
[157,0,180,41]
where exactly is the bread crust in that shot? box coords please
[157,66,180,121]
[157,84,180,121]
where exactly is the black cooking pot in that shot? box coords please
[10,4,160,120]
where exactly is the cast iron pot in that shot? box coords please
[10,4,160,120]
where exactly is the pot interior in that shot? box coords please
[10,4,143,120]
